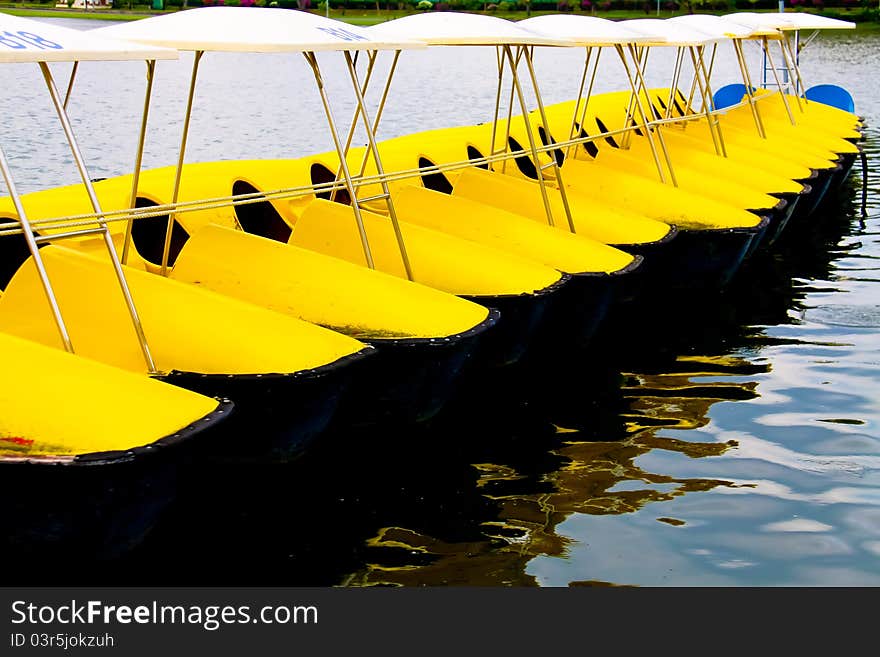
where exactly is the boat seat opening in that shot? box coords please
[574,123,600,159]
[130,197,189,268]
[671,96,687,117]
[536,127,566,166]
[506,137,539,180]
[648,99,666,121]
[418,157,453,194]
[593,117,620,149]
[627,118,645,137]
[0,233,38,290]
[466,145,489,170]
[232,180,292,243]
[310,163,351,205]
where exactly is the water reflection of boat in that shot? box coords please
[337,197,861,586]
[341,355,756,586]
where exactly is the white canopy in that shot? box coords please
[0,11,177,63]
[725,12,855,32]
[669,14,775,39]
[618,19,724,47]
[518,15,656,46]
[92,6,423,53]
[365,12,571,47]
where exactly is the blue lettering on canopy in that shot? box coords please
[0,31,64,50]
[315,26,368,42]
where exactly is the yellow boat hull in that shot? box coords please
[107,159,574,366]
[0,245,372,461]
[0,330,231,557]
[0,175,502,423]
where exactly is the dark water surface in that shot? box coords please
[2,19,879,586]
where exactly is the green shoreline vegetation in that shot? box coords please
[0,3,878,28]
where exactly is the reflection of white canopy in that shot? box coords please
[518,15,656,46]
[92,6,423,52]
[0,11,177,63]
[726,12,855,32]
[669,14,775,39]
[365,12,570,47]
[618,18,724,47]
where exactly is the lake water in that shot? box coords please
[3,17,879,586]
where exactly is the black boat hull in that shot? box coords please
[163,349,372,463]
[334,311,500,427]
[0,401,232,560]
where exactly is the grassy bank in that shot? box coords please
[1,4,878,29]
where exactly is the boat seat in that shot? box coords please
[713,84,755,110]
[804,84,855,113]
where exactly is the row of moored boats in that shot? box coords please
[0,8,865,552]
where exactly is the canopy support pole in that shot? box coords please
[664,46,685,122]
[489,47,505,172]
[620,43,675,187]
[39,61,157,374]
[62,61,78,111]
[566,46,592,162]
[0,145,74,353]
[332,49,378,202]
[161,50,202,277]
[122,59,156,266]
[304,51,375,271]
[686,43,715,117]
[577,46,601,148]
[496,46,519,176]
[732,40,766,139]
[689,46,726,156]
[342,50,413,281]
[521,45,576,233]
[760,36,796,125]
[779,33,808,110]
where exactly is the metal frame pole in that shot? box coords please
[331,49,378,201]
[779,33,809,107]
[0,145,74,352]
[160,50,202,277]
[565,46,592,162]
[39,61,157,373]
[304,51,375,270]
[618,44,674,186]
[521,45,576,233]
[732,40,766,139]
[499,45,562,231]
[122,59,156,265]
[577,46,602,142]
[760,37,796,124]
[62,61,79,111]
[343,50,413,281]
[690,46,727,156]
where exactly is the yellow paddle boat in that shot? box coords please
[1,172,498,425]
[89,159,569,367]
[0,330,232,557]
[91,8,577,376]
[0,11,374,461]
